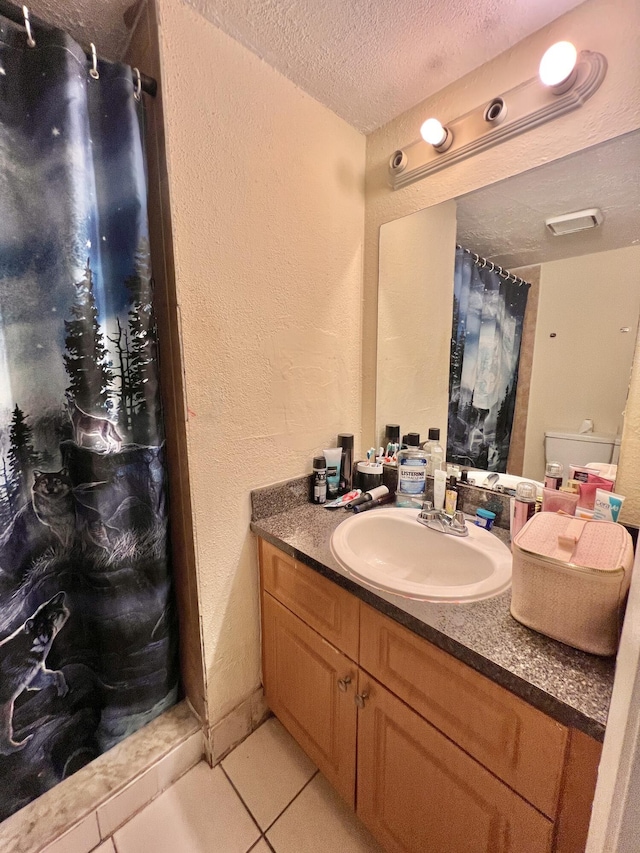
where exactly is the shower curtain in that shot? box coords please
[0,15,178,819]
[447,247,530,472]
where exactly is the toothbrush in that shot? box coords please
[323,489,362,509]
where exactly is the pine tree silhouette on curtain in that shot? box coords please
[63,259,113,414]
[126,237,161,444]
[7,405,37,506]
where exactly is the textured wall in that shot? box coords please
[155,0,365,724]
[617,329,640,525]
[377,203,457,446]
[363,0,640,481]
[523,246,640,482]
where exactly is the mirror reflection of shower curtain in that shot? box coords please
[0,19,178,820]
[447,248,530,472]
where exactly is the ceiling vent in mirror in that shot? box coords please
[545,208,604,236]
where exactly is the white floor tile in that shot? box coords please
[222,717,317,830]
[113,762,260,853]
[266,774,384,853]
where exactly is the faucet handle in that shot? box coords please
[421,500,433,512]
[453,511,467,530]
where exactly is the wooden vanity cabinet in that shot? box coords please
[258,538,601,853]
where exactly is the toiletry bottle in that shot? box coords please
[426,428,444,475]
[396,434,428,507]
[445,476,458,515]
[338,433,354,494]
[312,456,327,505]
[323,447,342,498]
[433,468,447,510]
[544,461,563,490]
[384,424,400,451]
[511,481,537,539]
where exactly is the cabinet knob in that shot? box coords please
[355,691,369,709]
[337,676,352,692]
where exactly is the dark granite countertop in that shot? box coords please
[251,477,616,741]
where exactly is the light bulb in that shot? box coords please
[420,118,453,151]
[420,118,447,147]
[539,41,578,89]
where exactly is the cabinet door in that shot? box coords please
[360,603,567,818]
[554,729,602,853]
[357,675,554,853]
[260,538,359,660]
[262,591,357,806]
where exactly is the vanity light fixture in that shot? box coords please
[545,208,603,236]
[389,44,607,189]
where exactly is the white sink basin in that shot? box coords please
[330,507,512,602]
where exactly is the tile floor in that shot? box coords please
[111,717,384,852]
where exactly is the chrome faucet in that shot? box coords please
[417,503,469,537]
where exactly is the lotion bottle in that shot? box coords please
[433,468,447,511]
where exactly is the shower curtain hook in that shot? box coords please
[22,6,35,48]
[89,43,99,79]
[133,67,142,101]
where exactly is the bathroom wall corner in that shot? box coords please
[124,0,208,724]
[206,686,270,765]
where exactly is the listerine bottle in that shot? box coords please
[396,433,428,508]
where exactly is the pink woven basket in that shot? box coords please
[511,513,634,656]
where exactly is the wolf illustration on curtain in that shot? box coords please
[0,17,177,820]
[447,248,530,472]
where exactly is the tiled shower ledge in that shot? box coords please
[0,701,202,853]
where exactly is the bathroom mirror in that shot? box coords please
[377,130,640,482]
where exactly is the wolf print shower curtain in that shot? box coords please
[0,14,178,819]
[447,248,530,472]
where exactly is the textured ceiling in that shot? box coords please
[25,0,586,131]
[19,0,139,60]
[455,131,640,271]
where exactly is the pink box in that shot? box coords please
[511,513,633,655]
